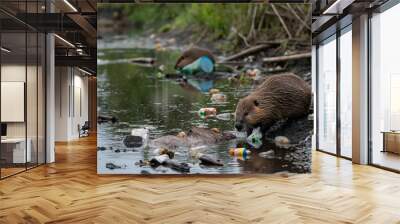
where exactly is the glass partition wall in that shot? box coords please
[0,4,46,179]
[317,35,337,155]
[370,3,400,171]
[316,24,353,159]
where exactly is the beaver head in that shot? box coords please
[235,95,266,134]
[175,47,215,69]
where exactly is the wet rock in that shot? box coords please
[198,153,223,166]
[106,163,122,169]
[123,135,144,148]
[149,154,170,167]
[97,146,107,151]
[274,136,290,148]
[164,160,190,173]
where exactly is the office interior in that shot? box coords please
[0,0,97,179]
[312,0,400,172]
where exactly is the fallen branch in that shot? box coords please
[262,52,311,63]
[223,44,270,61]
[271,5,293,39]
[130,57,155,64]
[286,4,310,30]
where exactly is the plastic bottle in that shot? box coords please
[229,148,251,157]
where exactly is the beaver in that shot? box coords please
[235,73,311,135]
[174,47,215,70]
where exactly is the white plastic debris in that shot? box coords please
[131,128,149,147]
[247,127,263,149]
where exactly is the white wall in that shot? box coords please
[55,66,89,141]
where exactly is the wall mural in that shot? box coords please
[97,3,313,175]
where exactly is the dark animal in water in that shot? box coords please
[235,73,311,135]
[174,47,215,70]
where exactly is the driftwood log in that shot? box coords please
[263,52,311,63]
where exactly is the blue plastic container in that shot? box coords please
[179,56,214,75]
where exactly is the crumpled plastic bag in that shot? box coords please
[247,127,263,149]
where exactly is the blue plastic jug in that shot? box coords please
[179,56,214,75]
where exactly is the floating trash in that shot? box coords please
[210,93,227,103]
[216,113,231,121]
[258,150,275,159]
[149,154,170,167]
[247,127,263,149]
[209,88,220,94]
[229,148,251,157]
[198,107,217,119]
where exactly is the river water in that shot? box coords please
[97,45,302,174]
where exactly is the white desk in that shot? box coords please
[1,138,31,163]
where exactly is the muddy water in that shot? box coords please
[97,47,290,174]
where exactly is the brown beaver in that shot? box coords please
[174,47,215,69]
[235,73,311,134]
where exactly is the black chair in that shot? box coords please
[79,121,90,138]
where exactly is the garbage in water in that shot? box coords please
[149,154,170,166]
[177,131,186,138]
[198,107,217,119]
[258,150,275,159]
[209,88,220,94]
[189,145,207,158]
[164,159,191,173]
[246,68,261,78]
[247,127,263,148]
[179,56,214,75]
[197,153,224,166]
[210,93,227,103]
[216,113,232,121]
[149,154,190,172]
[274,136,290,148]
[106,162,126,169]
[154,148,175,159]
[126,128,149,148]
[229,148,251,157]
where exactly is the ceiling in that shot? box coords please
[0,0,97,74]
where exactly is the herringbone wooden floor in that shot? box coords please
[1,135,400,224]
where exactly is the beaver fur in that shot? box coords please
[175,47,215,70]
[235,73,311,134]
